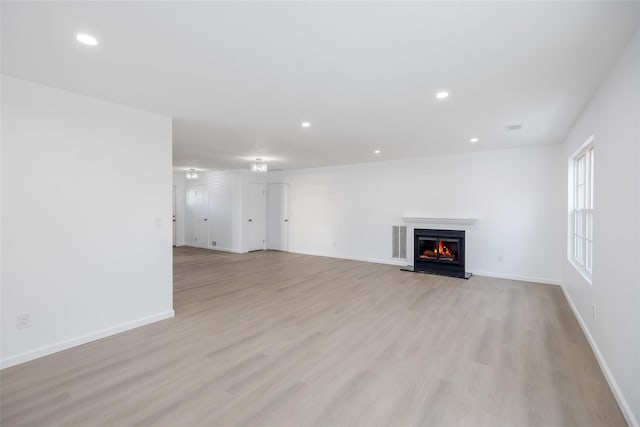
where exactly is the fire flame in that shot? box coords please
[439,241,452,257]
[420,241,456,259]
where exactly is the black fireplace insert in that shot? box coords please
[413,229,469,278]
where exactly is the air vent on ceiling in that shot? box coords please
[504,123,523,131]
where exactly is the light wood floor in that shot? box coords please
[1,247,626,426]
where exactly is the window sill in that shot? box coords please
[568,258,592,285]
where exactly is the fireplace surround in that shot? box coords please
[413,228,470,278]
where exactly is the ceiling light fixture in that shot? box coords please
[374,150,381,154]
[301,121,311,128]
[76,33,98,46]
[435,91,449,99]
[250,158,268,173]
[470,138,479,143]
[186,168,199,179]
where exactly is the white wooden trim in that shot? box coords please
[289,249,408,267]
[568,136,595,282]
[1,310,175,370]
[560,284,639,427]
[401,217,478,225]
[472,271,561,286]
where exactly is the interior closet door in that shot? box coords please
[192,185,209,248]
[172,185,177,246]
[267,183,289,251]
[247,183,266,251]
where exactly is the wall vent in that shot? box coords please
[392,225,408,259]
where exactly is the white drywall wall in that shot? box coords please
[176,146,562,284]
[560,29,640,427]
[1,76,174,368]
[269,144,563,284]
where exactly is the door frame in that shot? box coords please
[172,184,177,247]
[247,182,267,251]
[267,182,290,252]
[190,184,208,248]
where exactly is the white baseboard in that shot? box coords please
[0,309,175,370]
[211,246,244,254]
[472,270,561,286]
[560,285,638,427]
[288,251,562,285]
[289,249,408,267]
[181,244,243,254]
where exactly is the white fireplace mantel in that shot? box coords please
[401,217,478,226]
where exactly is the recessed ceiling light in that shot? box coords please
[435,91,449,99]
[301,121,311,128]
[76,33,98,46]
[470,138,479,143]
[374,150,381,154]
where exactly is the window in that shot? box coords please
[569,137,594,281]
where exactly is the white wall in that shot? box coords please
[269,145,563,284]
[560,30,640,427]
[0,76,174,368]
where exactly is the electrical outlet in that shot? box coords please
[592,304,596,320]
[497,255,503,263]
[211,241,217,247]
[17,313,31,329]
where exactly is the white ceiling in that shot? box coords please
[2,2,639,171]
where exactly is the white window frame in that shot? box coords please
[568,136,594,284]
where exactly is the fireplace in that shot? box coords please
[413,229,469,278]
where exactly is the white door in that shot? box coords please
[172,185,177,246]
[267,183,289,251]
[192,185,209,248]
[247,183,266,251]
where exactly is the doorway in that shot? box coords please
[247,183,266,251]
[267,183,290,251]
[172,185,177,246]
[187,185,208,248]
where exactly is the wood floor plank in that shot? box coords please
[0,247,627,426]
